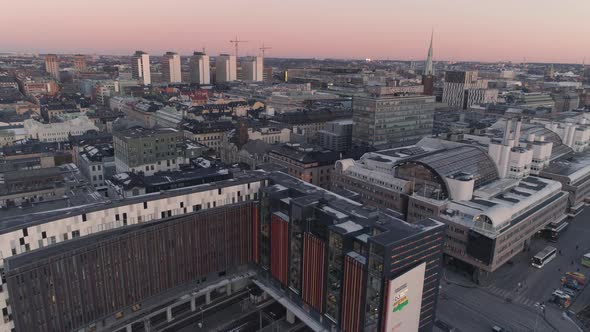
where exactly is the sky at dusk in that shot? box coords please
[2,0,589,63]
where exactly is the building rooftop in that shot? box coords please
[267,171,445,247]
[395,145,500,189]
[270,143,341,165]
[0,171,267,235]
[541,151,590,185]
[441,176,564,236]
[109,167,231,191]
[115,126,180,139]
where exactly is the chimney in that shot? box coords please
[514,119,522,144]
[503,119,512,145]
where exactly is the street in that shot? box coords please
[436,207,590,332]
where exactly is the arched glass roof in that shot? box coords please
[396,146,499,189]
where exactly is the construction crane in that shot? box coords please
[259,43,272,58]
[229,36,248,59]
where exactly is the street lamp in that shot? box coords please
[197,306,204,329]
[533,302,545,332]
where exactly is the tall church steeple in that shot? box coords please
[425,30,435,76]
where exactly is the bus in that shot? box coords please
[582,253,590,268]
[532,246,557,268]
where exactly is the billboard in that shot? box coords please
[383,262,426,332]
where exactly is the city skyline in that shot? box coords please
[3,0,590,64]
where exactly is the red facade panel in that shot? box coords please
[270,213,289,285]
[341,255,365,332]
[302,233,325,313]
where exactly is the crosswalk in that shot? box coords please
[484,285,538,307]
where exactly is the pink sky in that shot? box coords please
[2,0,589,63]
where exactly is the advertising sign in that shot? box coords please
[383,262,426,332]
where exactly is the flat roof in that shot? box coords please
[0,171,267,235]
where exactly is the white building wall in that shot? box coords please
[23,116,99,142]
[216,55,237,83]
[190,54,210,84]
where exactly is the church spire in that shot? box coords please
[425,30,434,76]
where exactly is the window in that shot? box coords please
[22,228,28,237]
[72,230,80,238]
[143,202,148,209]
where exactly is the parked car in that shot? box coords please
[561,288,577,297]
[564,279,581,291]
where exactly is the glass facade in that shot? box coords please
[326,231,344,321]
[364,243,384,332]
[352,95,435,149]
[397,146,500,194]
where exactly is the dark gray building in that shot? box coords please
[352,94,435,149]
[318,119,353,152]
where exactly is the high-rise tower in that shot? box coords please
[216,54,237,83]
[45,54,60,80]
[132,51,151,85]
[73,54,87,74]
[161,51,182,83]
[189,52,210,85]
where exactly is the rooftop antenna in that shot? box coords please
[229,36,248,59]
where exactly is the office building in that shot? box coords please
[113,127,184,175]
[241,56,263,81]
[161,51,182,83]
[274,109,352,143]
[77,143,115,192]
[268,143,341,189]
[318,119,353,152]
[352,92,435,149]
[44,54,60,80]
[442,70,498,109]
[333,153,413,214]
[131,51,151,85]
[215,54,237,83]
[259,172,446,332]
[182,120,234,150]
[552,92,580,113]
[189,52,210,84]
[73,54,87,74]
